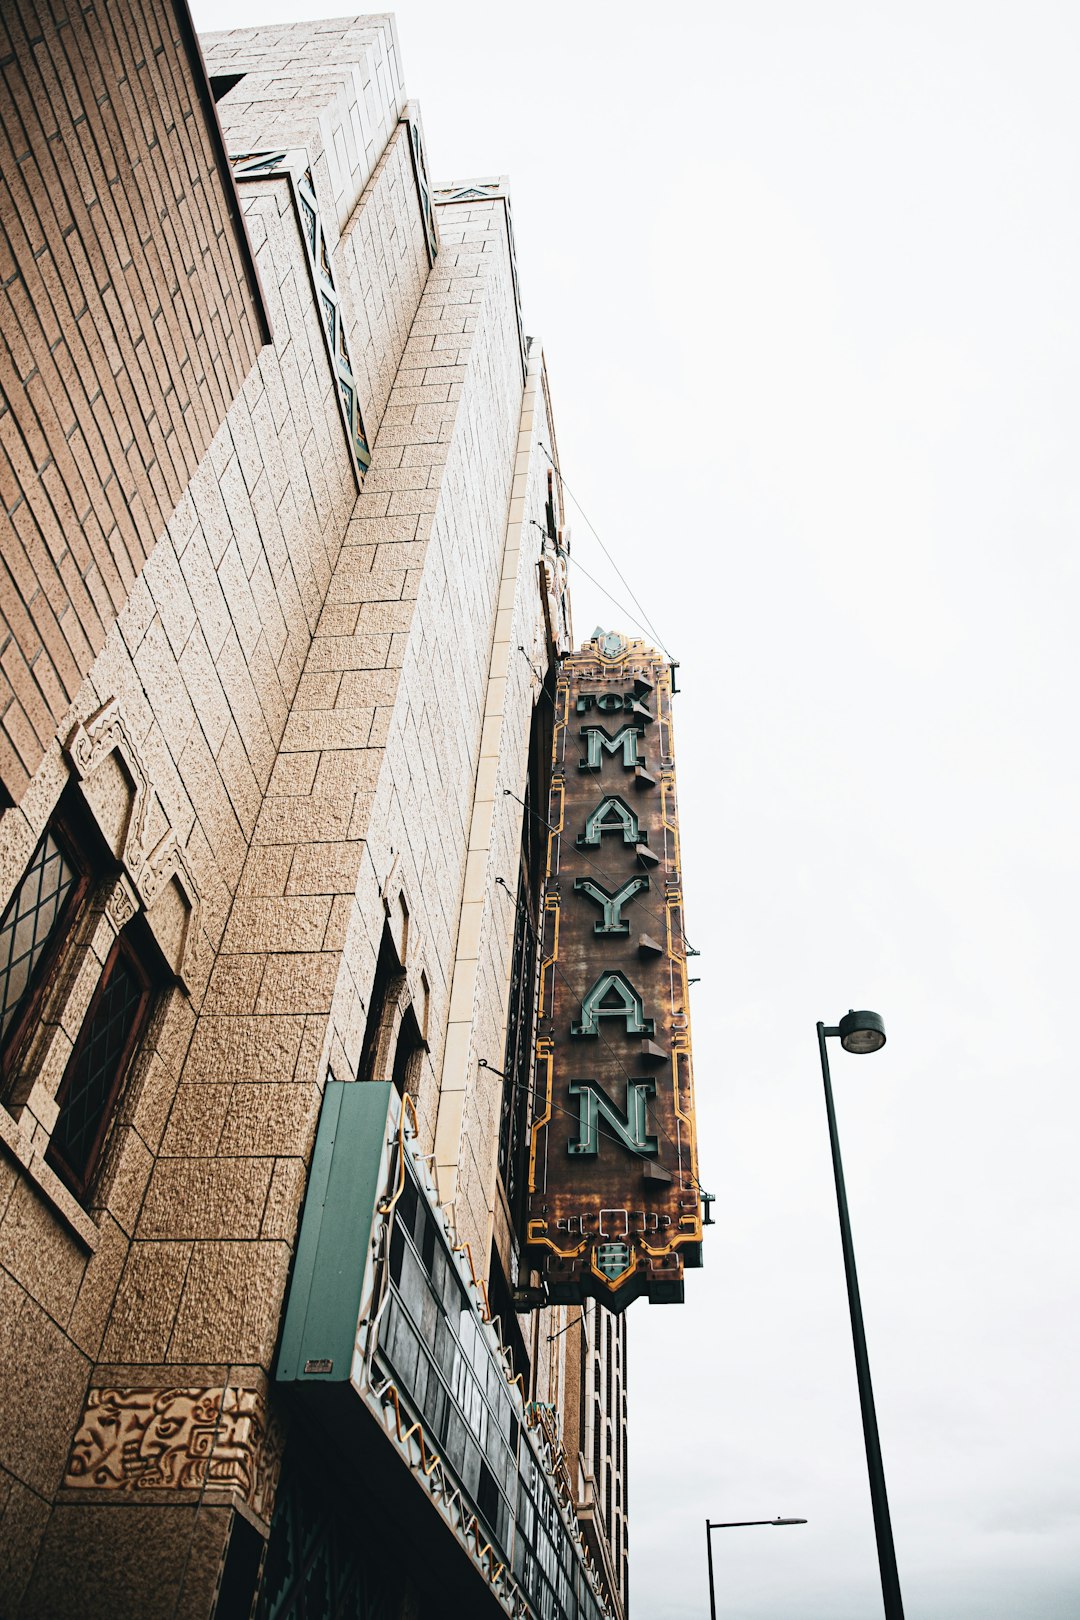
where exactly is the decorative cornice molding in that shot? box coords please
[64,699,203,985]
[64,700,152,873]
[137,831,203,988]
[402,110,438,265]
[230,148,373,488]
[432,180,525,380]
[103,873,139,935]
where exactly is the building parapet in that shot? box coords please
[434,178,528,380]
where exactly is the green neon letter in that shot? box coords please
[578,725,644,771]
[576,795,640,847]
[567,1079,658,1156]
[571,971,655,1037]
[573,875,650,935]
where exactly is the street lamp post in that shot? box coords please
[705,1518,807,1620]
[817,1009,904,1620]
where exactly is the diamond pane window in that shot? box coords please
[300,194,316,257]
[0,830,78,1043]
[47,937,151,1197]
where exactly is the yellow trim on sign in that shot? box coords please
[527,668,569,1194]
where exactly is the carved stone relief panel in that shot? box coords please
[103,873,140,936]
[63,699,202,986]
[138,834,201,986]
[63,1383,285,1528]
[65,701,153,874]
[80,746,137,860]
[379,872,429,1042]
[380,859,408,961]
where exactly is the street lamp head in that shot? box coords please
[771,1518,808,1526]
[838,1009,886,1054]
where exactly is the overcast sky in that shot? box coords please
[193,3,1080,1614]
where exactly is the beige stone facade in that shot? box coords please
[0,0,268,800]
[0,9,629,1617]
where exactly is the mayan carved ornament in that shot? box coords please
[64,1384,283,1524]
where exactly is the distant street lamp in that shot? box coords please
[817,1010,904,1620]
[705,1517,807,1620]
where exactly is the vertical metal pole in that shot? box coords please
[817,1022,905,1620]
[706,1519,717,1620]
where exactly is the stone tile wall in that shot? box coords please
[186,193,528,1311]
[0,107,357,1611]
[335,117,435,445]
[202,17,406,237]
[0,0,267,800]
[0,16,585,1613]
[432,333,554,1247]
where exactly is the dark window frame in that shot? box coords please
[357,925,401,1084]
[390,999,425,1098]
[44,923,155,1202]
[358,922,425,1097]
[0,798,94,1092]
[498,673,555,1224]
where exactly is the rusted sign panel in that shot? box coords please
[526,632,702,1308]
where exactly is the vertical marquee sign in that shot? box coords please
[526,632,703,1308]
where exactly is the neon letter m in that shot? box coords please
[579,725,644,770]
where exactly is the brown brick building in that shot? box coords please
[0,6,631,1616]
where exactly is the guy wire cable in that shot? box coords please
[527,517,665,656]
[491,876,710,1201]
[502,785,700,958]
[510,642,697,949]
[537,441,675,663]
[480,1053,710,1203]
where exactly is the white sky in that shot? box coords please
[193,3,1080,1614]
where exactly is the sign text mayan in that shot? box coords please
[526,632,702,1308]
